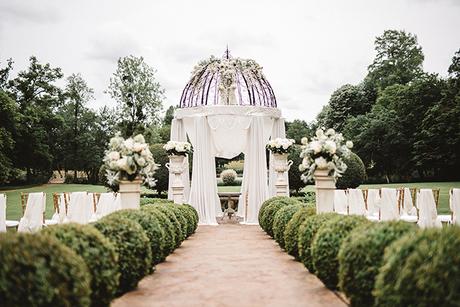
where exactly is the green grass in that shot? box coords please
[304,181,460,214]
[217,186,241,192]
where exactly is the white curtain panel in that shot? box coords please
[207,114,251,158]
[168,118,191,202]
[184,116,220,225]
[379,188,400,221]
[333,190,348,214]
[65,192,92,224]
[451,188,460,225]
[18,192,45,233]
[401,188,417,215]
[268,118,288,197]
[417,189,442,228]
[367,189,380,216]
[348,189,367,215]
[0,194,6,232]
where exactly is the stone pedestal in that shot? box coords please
[314,169,335,213]
[166,155,186,204]
[119,179,142,209]
[273,153,293,196]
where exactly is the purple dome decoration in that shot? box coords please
[179,49,277,108]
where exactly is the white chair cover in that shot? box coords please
[0,194,6,232]
[401,188,416,215]
[451,188,460,225]
[18,192,45,233]
[51,193,67,223]
[366,189,380,216]
[348,189,367,216]
[94,193,116,220]
[378,188,399,221]
[65,192,92,224]
[333,190,348,214]
[417,189,442,228]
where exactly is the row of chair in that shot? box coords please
[0,192,121,233]
[333,188,460,228]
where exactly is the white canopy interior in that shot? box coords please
[168,105,288,225]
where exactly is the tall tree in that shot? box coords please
[285,119,312,144]
[368,30,424,89]
[107,55,165,136]
[0,58,13,91]
[0,91,18,183]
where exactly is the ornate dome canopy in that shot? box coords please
[179,50,277,108]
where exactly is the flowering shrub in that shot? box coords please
[299,128,353,182]
[266,138,295,154]
[220,169,237,185]
[163,141,192,156]
[104,133,157,189]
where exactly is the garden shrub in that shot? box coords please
[176,205,196,237]
[42,223,119,307]
[149,144,169,195]
[259,196,289,229]
[338,221,416,306]
[108,209,165,265]
[220,169,237,185]
[94,215,152,295]
[288,145,306,194]
[374,227,460,306]
[140,197,174,207]
[273,203,303,249]
[284,203,316,259]
[336,152,366,189]
[0,232,91,307]
[164,204,189,242]
[143,204,184,247]
[311,215,369,289]
[141,206,176,256]
[298,213,339,272]
[259,197,301,236]
[183,203,199,230]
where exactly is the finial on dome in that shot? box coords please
[223,45,231,59]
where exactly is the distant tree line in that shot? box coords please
[0,55,172,185]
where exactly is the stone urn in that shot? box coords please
[273,153,293,196]
[166,155,186,204]
[313,168,335,213]
[119,178,142,209]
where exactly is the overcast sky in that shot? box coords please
[1,0,459,121]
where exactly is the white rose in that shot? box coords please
[282,144,289,150]
[324,140,337,154]
[176,144,185,152]
[133,142,144,153]
[316,129,325,138]
[108,151,120,161]
[301,137,308,145]
[123,138,135,151]
[346,141,354,149]
[133,134,145,144]
[302,157,310,168]
[116,157,129,171]
[315,157,328,169]
[326,128,335,136]
[310,141,322,154]
[136,157,146,167]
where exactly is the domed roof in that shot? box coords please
[179,50,277,108]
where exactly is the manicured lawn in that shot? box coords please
[304,181,460,214]
[217,186,241,192]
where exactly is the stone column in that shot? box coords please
[118,179,142,209]
[314,169,335,213]
[166,155,186,204]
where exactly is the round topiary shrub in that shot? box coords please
[143,204,184,248]
[336,152,366,189]
[220,169,238,185]
[108,209,166,266]
[0,232,91,307]
[176,205,196,237]
[311,215,369,289]
[94,215,152,295]
[164,204,189,242]
[273,203,303,249]
[259,196,290,229]
[183,203,199,227]
[141,206,176,257]
[298,213,339,272]
[284,203,316,259]
[42,223,119,307]
[374,227,460,306]
[260,197,302,237]
[338,221,416,306]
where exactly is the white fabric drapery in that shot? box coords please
[168,118,191,201]
[0,194,6,232]
[65,192,93,224]
[367,189,380,217]
[333,190,348,214]
[378,188,399,221]
[416,189,442,228]
[18,192,45,233]
[92,193,117,221]
[348,189,367,216]
[451,188,460,225]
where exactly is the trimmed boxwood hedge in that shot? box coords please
[165,204,189,242]
[298,213,339,272]
[336,152,366,189]
[140,197,173,206]
[42,223,119,307]
[183,203,199,225]
[258,196,291,231]
[176,205,197,237]
[284,203,316,259]
[374,227,460,306]
[108,209,166,266]
[260,197,302,237]
[144,204,184,247]
[94,215,152,295]
[273,203,303,249]
[311,215,369,289]
[338,221,416,306]
[0,232,91,307]
[141,206,177,256]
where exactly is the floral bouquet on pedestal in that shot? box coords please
[299,128,353,182]
[163,141,192,156]
[266,138,295,154]
[104,133,157,190]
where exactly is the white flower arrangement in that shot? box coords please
[266,138,295,154]
[104,133,157,189]
[299,128,353,182]
[163,141,192,156]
